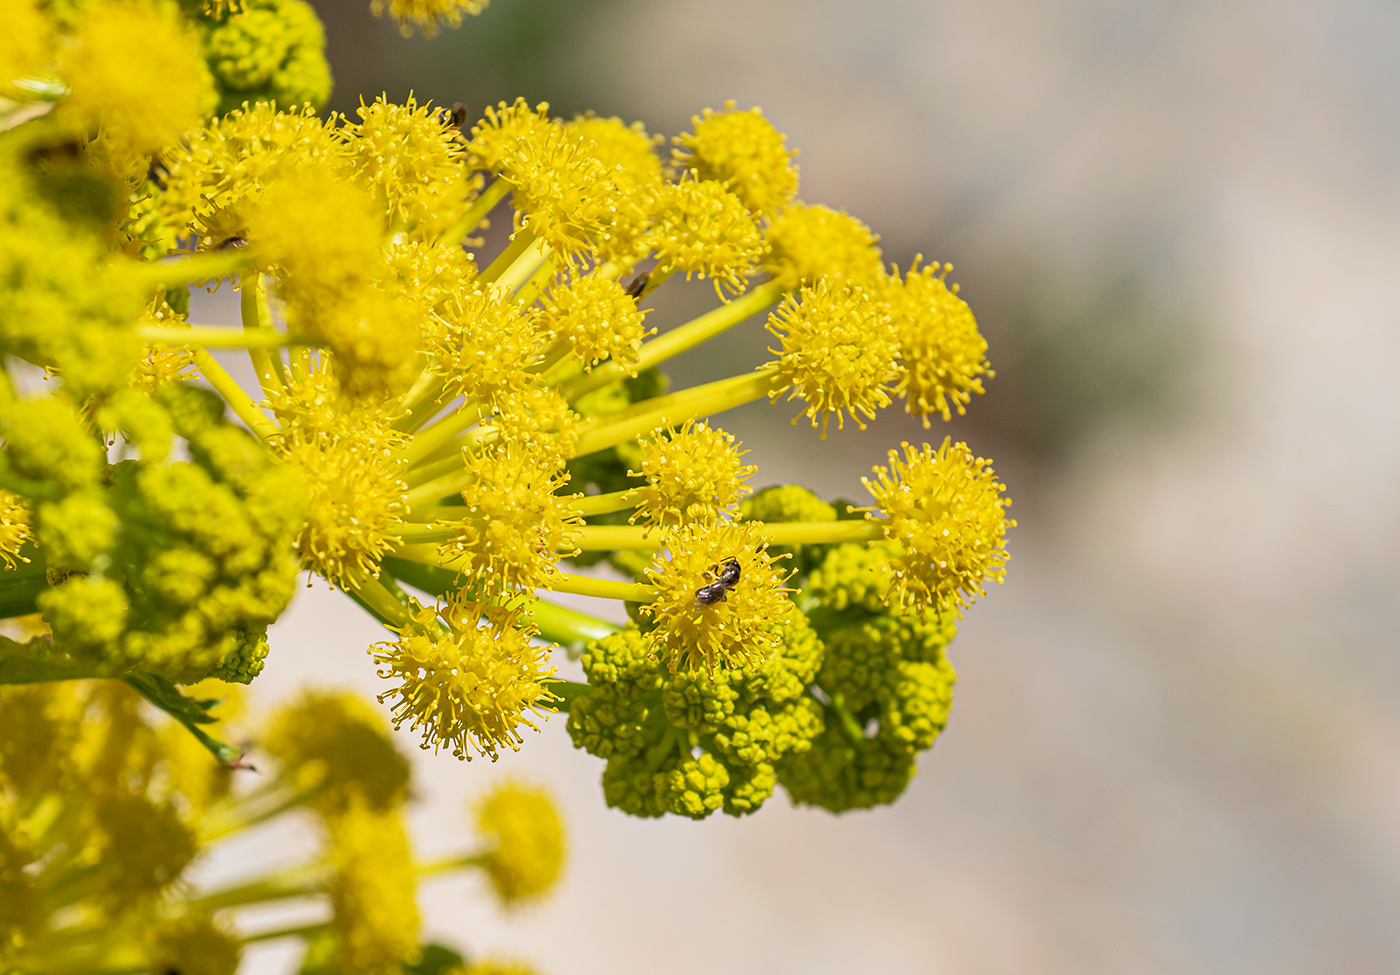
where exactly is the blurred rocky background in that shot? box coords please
[202,0,1400,971]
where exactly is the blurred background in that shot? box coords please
[201,0,1400,971]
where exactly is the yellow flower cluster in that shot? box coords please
[0,680,566,973]
[0,0,1014,823]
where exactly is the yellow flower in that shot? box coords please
[161,102,345,235]
[533,271,651,373]
[486,385,580,471]
[564,114,665,192]
[642,520,792,674]
[466,98,552,174]
[627,420,756,530]
[862,438,1014,616]
[646,175,765,299]
[430,286,545,407]
[263,690,412,814]
[61,0,214,156]
[887,259,992,424]
[0,0,52,90]
[765,279,899,436]
[325,797,421,975]
[473,780,566,906]
[673,102,799,218]
[371,597,559,761]
[447,444,581,595]
[267,364,409,588]
[147,915,242,975]
[763,202,884,290]
[371,0,488,37]
[0,491,31,569]
[344,93,475,240]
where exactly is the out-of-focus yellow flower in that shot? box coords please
[62,1,214,156]
[473,780,566,906]
[372,0,488,37]
[673,102,798,219]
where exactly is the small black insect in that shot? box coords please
[215,235,248,250]
[695,557,741,607]
[625,272,649,300]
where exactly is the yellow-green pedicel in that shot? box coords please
[0,0,1013,830]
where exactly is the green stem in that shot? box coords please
[570,488,637,517]
[347,576,414,629]
[437,176,510,249]
[189,860,326,912]
[533,601,620,651]
[827,690,867,747]
[403,404,481,468]
[573,368,780,457]
[404,467,472,507]
[553,571,655,602]
[477,228,535,284]
[243,921,332,945]
[393,373,448,432]
[138,324,298,348]
[562,279,783,402]
[240,271,287,392]
[192,348,279,440]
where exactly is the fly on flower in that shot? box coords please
[694,556,741,606]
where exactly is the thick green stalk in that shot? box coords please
[437,176,509,249]
[192,348,279,440]
[572,368,779,457]
[138,324,295,348]
[240,271,286,392]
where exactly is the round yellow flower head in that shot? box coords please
[487,385,579,470]
[642,519,792,674]
[161,102,344,234]
[325,798,421,975]
[473,780,566,906]
[627,420,756,530]
[371,597,560,761]
[0,490,32,569]
[765,279,900,437]
[371,0,488,37]
[565,114,665,192]
[93,792,198,906]
[263,690,412,813]
[647,175,766,299]
[1,0,52,89]
[148,914,242,975]
[763,202,885,290]
[387,238,479,318]
[267,364,408,589]
[61,0,213,156]
[862,438,1014,616]
[467,98,552,173]
[673,102,799,218]
[344,93,473,239]
[498,125,648,262]
[534,271,651,373]
[431,286,545,407]
[888,259,992,424]
[450,444,582,595]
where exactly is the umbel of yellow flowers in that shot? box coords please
[0,0,1013,823]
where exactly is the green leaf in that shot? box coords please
[405,944,468,975]
[123,671,245,767]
